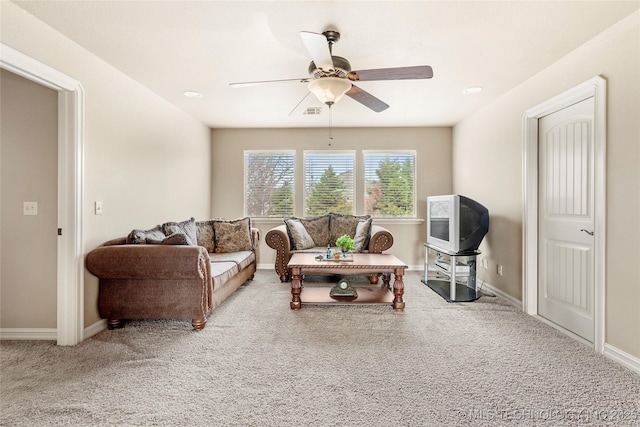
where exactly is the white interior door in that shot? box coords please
[538,96,595,343]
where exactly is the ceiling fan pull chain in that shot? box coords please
[328,105,333,146]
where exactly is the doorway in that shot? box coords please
[0,44,85,345]
[537,97,595,342]
[523,76,606,352]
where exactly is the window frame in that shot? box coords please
[303,150,356,216]
[363,149,417,218]
[243,149,296,218]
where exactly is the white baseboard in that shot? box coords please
[0,328,56,341]
[84,319,107,340]
[476,280,522,309]
[1,320,107,343]
[603,343,640,375]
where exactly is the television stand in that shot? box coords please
[422,243,480,302]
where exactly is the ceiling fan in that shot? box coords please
[230,30,433,113]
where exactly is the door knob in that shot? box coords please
[580,229,594,236]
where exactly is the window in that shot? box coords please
[364,150,416,217]
[244,149,416,219]
[244,150,295,217]
[304,151,355,216]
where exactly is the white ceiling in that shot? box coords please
[13,1,639,128]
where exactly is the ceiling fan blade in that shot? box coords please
[288,92,312,117]
[229,78,310,88]
[346,84,389,113]
[300,31,334,71]
[349,65,433,82]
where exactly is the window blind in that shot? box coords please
[244,150,295,217]
[304,151,355,216]
[364,151,416,217]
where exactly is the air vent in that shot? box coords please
[304,107,323,115]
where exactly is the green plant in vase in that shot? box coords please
[335,234,355,254]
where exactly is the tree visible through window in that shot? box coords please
[364,151,416,217]
[244,151,295,217]
[304,151,355,216]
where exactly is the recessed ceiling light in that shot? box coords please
[463,87,483,94]
[184,91,203,98]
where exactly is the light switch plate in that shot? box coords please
[23,201,38,215]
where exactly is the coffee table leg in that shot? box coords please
[290,267,302,310]
[392,268,405,311]
[382,273,391,288]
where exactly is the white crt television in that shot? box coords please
[427,195,489,253]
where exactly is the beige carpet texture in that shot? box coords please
[2,270,639,426]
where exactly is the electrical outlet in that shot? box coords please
[497,265,503,276]
[482,258,489,269]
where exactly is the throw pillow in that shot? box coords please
[287,214,330,247]
[214,217,253,253]
[196,220,217,253]
[160,233,190,245]
[329,213,371,245]
[353,217,373,252]
[284,218,316,250]
[162,218,198,246]
[126,225,164,244]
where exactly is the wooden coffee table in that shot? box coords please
[287,253,408,311]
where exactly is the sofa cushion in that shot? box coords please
[329,213,371,244]
[196,220,216,253]
[126,225,165,244]
[214,217,253,253]
[209,251,255,271]
[284,218,316,250]
[210,261,240,290]
[162,218,198,246]
[353,217,372,252]
[286,214,330,247]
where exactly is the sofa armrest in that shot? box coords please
[265,224,291,281]
[368,224,393,253]
[86,244,210,280]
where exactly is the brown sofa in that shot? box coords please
[86,218,258,331]
[265,213,393,282]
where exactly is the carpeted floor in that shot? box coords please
[1,270,639,426]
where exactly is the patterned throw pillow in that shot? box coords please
[284,218,316,250]
[126,225,165,244]
[329,213,371,245]
[214,217,253,253]
[290,215,330,247]
[353,217,373,252]
[160,233,190,245]
[196,220,217,253]
[162,218,198,246]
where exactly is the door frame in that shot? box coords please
[522,76,606,352]
[1,44,85,346]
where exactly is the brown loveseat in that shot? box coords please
[86,217,258,331]
[265,213,393,282]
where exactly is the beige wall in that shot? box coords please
[1,2,212,328]
[1,70,58,328]
[453,11,640,358]
[211,127,452,268]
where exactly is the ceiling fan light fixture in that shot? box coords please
[308,77,352,106]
